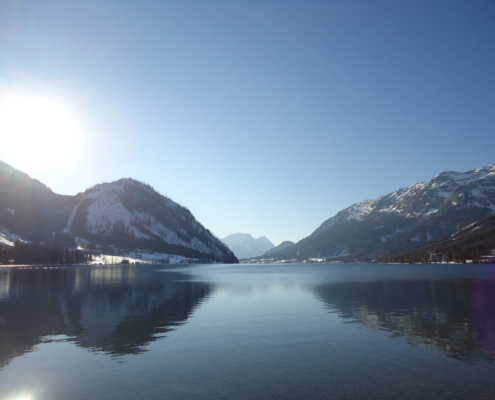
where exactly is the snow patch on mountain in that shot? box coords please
[0,226,26,246]
[82,184,150,239]
[75,237,91,250]
[66,180,234,261]
[424,208,439,215]
[331,249,348,258]
[410,233,421,242]
[91,252,200,265]
[84,184,182,245]
[336,164,495,224]
[345,200,374,221]
[320,216,336,230]
[380,228,404,243]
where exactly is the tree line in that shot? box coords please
[386,243,493,264]
[0,241,93,265]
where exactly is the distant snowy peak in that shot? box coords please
[222,233,255,247]
[222,233,275,259]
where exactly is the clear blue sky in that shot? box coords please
[1,0,494,245]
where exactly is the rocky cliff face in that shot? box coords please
[0,160,237,263]
[266,165,495,261]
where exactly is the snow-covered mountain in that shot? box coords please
[264,164,495,261]
[0,160,237,263]
[222,233,274,259]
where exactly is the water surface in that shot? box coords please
[0,263,494,399]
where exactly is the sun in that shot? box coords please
[0,94,84,171]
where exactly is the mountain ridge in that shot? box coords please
[258,164,495,262]
[0,160,237,263]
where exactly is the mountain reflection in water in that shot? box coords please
[0,265,213,367]
[314,274,495,366]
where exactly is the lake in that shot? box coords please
[0,263,494,399]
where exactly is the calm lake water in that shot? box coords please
[0,263,495,399]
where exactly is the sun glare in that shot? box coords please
[9,391,35,400]
[0,94,83,171]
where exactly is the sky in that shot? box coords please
[0,0,494,245]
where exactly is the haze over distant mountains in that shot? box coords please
[258,164,495,262]
[222,233,274,259]
[0,160,237,263]
[263,241,294,256]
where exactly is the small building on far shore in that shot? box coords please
[481,254,495,263]
[429,252,447,263]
